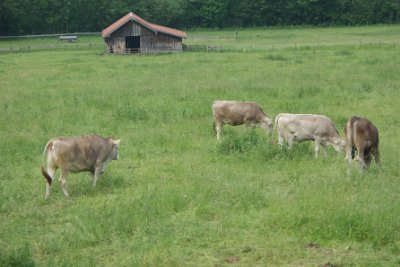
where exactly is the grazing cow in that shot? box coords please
[274,113,345,158]
[344,116,380,173]
[41,135,120,199]
[212,100,273,141]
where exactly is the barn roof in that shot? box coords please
[102,12,187,39]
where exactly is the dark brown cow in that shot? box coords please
[212,100,272,141]
[41,135,120,198]
[344,116,380,173]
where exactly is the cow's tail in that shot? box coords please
[271,113,285,144]
[213,121,216,135]
[41,141,53,186]
[212,102,217,135]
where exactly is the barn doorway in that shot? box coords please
[126,36,140,53]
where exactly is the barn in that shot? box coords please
[102,12,187,54]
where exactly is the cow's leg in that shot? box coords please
[320,141,328,157]
[287,135,294,150]
[364,149,373,168]
[93,163,106,186]
[356,146,366,173]
[277,137,284,146]
[277,133,284,146]
[216,122,223,141]
[277,129,286,146]
[345,124,353,174]
[314,139,321,158]
[323,146,328,157]
[354,152,360,161]
[59,169,69,197]
[345,146,353,174]
[45,166,56,199]
[373,147,381,169]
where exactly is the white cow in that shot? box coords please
[274,113,345,158]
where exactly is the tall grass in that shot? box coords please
[1,26,400,266]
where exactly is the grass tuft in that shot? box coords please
[0,243,35,267]
[217,129,260,154]
[113,105,149,121]
[264,54,288,61]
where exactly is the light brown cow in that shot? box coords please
[344,116,380,173]
[41,135,120,199]
[212,100,273,141]
[274,113,345,158]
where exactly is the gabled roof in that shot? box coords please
[102,12,187,39]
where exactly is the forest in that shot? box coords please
[1,0,399,36]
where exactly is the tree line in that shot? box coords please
[1,0,399,36]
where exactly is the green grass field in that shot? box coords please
[1,25,400,266]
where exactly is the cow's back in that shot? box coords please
[278,114,335,133]
[213,100,253,113]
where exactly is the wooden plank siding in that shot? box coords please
[109,21,143,37]
[105,20,183,54]
[141,33,182,52]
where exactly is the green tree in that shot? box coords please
[1,0,399,35]
[200,0,228,28]
[0,0,22,35]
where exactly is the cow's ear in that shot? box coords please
[113,139,121,145]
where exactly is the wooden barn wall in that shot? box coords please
[106,37,125,53]
[105,20,183,53]
[140,33,182,52]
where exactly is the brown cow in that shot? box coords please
[41,135,120,198]
[274,113,345,158]
[212,100,273,141]
[344,116,380,173]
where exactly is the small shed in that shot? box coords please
[102,12,187,54]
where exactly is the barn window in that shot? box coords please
[126,36,140,52]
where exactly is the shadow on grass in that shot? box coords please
[75,174,127,198]
[40,173,128,199]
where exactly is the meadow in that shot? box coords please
[1,25,400,266]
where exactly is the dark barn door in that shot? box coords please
[126,36,140,52]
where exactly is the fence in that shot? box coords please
[0,43,104,52]
[0,32,103,52]
[182,44,219,52]
[0,32,100,39]
[1,32,399,53]
[107,47,183,54]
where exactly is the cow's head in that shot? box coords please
[260,117,273,133]
[109,139,121,160]
[332,137,345,152]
